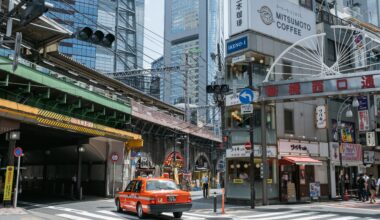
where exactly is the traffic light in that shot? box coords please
[76,27,115,47]
[206,84,229,94]
[19,0,50,26]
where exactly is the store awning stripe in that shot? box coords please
[283,156,323,166]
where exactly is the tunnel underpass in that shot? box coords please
[0,120,127,201]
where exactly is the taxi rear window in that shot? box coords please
[146,180,178,191]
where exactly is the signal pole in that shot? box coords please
[247,60,255,209]
[185,53,190,172]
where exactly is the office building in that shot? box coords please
[163,0,224,127]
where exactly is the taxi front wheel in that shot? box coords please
[173,212,183,218]
[116,199,122,213]
[137,203,146,219]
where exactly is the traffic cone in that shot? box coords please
[343,189,349,201]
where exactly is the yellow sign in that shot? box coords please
[267,179,273,184]
[3,166,14,201]
[126,139,144,149]
[233,179,244,184]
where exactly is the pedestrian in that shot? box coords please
[368,174,377,204]
[202,175,209,199]
[364,173,370,201]
[377,176,380,198]
[357,174,366,202]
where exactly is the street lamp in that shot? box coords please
[336,97,357,199]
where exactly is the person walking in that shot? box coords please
[357,174,366,202]
[377,176,380,198]
[369,174,377,204]
[202,175,209,199]
[364,173,370,201]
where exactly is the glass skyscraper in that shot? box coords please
[163,0,224,131]
[46,0,144,73]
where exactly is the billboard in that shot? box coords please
[229,0,316,44]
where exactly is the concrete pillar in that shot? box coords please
[77,145,84,200]
[1,119,20,166]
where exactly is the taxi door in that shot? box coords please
[130,180,143,209]
[122,180,136,211]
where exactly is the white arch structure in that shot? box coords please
[264,25,380,83]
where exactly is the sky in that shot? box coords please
[143,0,229,68]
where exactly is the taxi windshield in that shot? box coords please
[146,180,178,191]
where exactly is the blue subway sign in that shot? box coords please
[227,36,248,54]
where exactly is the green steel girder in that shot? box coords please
[0,56,131,115]
[0,57,135,128]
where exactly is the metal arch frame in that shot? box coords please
[264,33,327,82]
[264,25,380,83]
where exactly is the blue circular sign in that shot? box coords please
[14,147,23,157]
[239,88,254,104]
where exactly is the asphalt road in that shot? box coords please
[1,194,380,220]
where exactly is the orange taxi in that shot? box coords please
[115,177,192,219]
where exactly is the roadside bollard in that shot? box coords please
[213,192,217,213]
[221,188,225,214]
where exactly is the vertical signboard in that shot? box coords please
[353,31,366,69]
[358,96,368,110]
[3,166,14,201]
[366,131,376,147]
[229,0,248,36]
[374,95,380,116]
[315,105,327,129]
[358,110,369,131]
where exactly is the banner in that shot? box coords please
[331,119,355,143]
[3,166,14,201]
[342,143,362,161]
[353,31,366,69]
[358,110,369,131]
[375,95,380,116]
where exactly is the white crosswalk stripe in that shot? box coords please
[48,206,123,220]
[300,214,338,220]
[239,210,298,219]
[56,214,92,220]
[327,217,359,220]
[252,212,318,220]
[96,210,120,217]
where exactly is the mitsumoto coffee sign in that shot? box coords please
[229,0,316,44]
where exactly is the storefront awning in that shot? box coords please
[283,156,323,166]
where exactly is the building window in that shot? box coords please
[299,0,313,10]
[328,39,336,62]
[282,61,292,80]
[284,109,294,134]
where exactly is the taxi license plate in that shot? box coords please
[167,196,176,202]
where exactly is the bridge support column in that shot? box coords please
[1,118,20,166]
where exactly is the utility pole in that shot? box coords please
[248,60,255,209]
[261,102,268,205]
[185,53,190,172]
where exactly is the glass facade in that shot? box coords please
[46,0,143,73]
[47,0,98,68]
[171,0,199,34]
[170,39,200,105]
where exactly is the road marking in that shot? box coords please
[239,210,297,218]
[250,212,318,220]
[300,214,337,220]
[57,214,92,220]
[328,217,359,220]
[47,206,123,220]
[180,211,232,218]
[96,210,119,216]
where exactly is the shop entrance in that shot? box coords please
[280,164,315,202]
[334,166,358,197]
